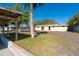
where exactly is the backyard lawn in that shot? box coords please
[8,32,79,56]
[15,32,62,56]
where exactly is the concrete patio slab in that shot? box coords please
[0,43,14,56]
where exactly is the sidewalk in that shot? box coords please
[8,41,33,56]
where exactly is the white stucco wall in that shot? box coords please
[35,26,41,31]
[44,26,49,31]
[51,27,67,31]
[35,26,67,32]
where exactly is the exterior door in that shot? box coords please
[41,26,44,30]
[49,26,51,31]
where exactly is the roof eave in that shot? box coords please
[0,7,23,15]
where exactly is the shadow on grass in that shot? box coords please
[35,31,48,37]
[3,31,48,42]
[4,33,31,42]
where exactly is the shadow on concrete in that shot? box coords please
[0,43,7,50]
[0,35,8,50]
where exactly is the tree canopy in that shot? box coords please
[9,3,30,26]
[9,3,44,25]
[67,13,79,26]
[34,18,58,26]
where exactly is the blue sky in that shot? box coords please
[0,3,79,24]
[33,3,79,24]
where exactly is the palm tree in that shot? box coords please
[31,3,44,38]
[23,3,43,38]
[30,3,34,38]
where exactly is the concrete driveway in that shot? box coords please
[50,31,79,56]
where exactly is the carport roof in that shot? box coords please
[0,7,22,23]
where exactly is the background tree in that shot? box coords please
[67,13,79,26]
[67,13,79,31]
[9,3,29,27]
[40,19,57,25]
[10,3,20,11]
[33,18,57,26]
[18,10,29,27]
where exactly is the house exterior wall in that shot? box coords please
[35,26,41,31]
[35,25,67,32]
[44,26,49,31]
[51,27,67,31]
[35,26,49,31]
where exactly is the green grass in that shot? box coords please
[15,33,63,56]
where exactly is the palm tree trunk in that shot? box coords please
[30,3,34,38]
